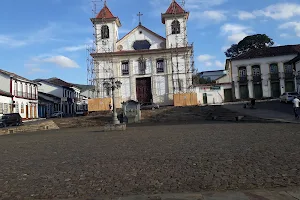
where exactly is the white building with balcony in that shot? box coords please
[227,45,300,100]
[0,69,38,119]
[90,1,193,106]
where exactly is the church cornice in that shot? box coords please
[90,46,192,58]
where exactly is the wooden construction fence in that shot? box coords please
[88,97,112,112]
[173,93,198,107]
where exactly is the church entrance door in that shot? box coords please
[136,77,152,103]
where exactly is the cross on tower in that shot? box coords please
[137,12,143,25]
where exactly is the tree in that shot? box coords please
[225,34,274,58]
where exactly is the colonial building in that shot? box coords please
[226,45,300,100]
[0,69,38,119]
[35,78,79,116]
[90,1,194,106]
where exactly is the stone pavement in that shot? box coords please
[223,104,300,123]
[117,187,300,200]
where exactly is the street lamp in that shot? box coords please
[103,78,122,125]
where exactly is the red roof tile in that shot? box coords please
[164,0,186,14]
[96,5,115,19]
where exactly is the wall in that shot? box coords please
[116,26,165,51]
[0,96,13,116]
[194,84,232,105]
[13,97,38,119]
[38,82,63,98]
[231,54,298,99]
[0,74,10,93]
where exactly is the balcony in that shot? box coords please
[270,73,279,80]
[23,92,28,98]
[238,76,248,83]
[284,72,294,80]
[252,75,262,82]
[138,69,146,75]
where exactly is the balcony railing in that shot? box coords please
[23,92,28,98]
[238,76,248,83]
[285,72,295,79]
[270,73,279,80]
[252,75,262,82]
[138,70,146,75]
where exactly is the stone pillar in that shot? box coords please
[234,81,240,99]
[129,60,136,100]
[278,62,285,94]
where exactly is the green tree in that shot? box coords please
[225,34,274,58]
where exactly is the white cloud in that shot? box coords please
[191,10,227,22]
[237,11,256,20]
[279,33,290,38]
[197,54,215,62]
[58,45,87,52]
[42,56,80,68]
[197,54,224,69]
[215,60,224,68]
[254,3,300,20]
[279,22,300,37]
[27,55,80,69]
[221,23,253,43]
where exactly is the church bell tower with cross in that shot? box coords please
[90,1,122,53]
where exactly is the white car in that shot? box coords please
[280,92,299,103]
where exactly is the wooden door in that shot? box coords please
[26,105,28,119]
[271,82,280,97]
[224,89,233,102]
[285,81,295,92]
[240,85,249,99]
[253,84,263,99]
[136,77,152,103]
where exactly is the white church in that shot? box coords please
[90,0,194,106]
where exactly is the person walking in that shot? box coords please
[292,96,300,119]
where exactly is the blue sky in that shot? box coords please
[1,0,300,84]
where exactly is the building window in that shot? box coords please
[156,59,165,73]
[3,103,8,114]
[252,65,261,76]
[21,103,24,113]
[15,102,19,113]
[101,25,109,39]
[138,57,146,75]
[270,63,278,74]
[238,67,247,77]
[0,103,3,114]
[14,81,18,96]
[25,84,28,98]
[19,83,23,97]
[171,20,180,34]
[284,64,293,73]
[121,61,129,75]
[30,85,32,99]
[106,87,110,96]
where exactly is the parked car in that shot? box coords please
[280,92,299,103]
[140,102,160,110]
[0,113,22,128]
[50,111,64,118]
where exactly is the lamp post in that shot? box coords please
[103,78,122,125]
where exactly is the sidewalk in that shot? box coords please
[117,187,300,200]
[223,104,300,124]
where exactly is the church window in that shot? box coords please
[121,61,129,75]
[105,87,110,96]
[101,25,109,39]
[138,57,146,75]
[133,40,151,50]
[156,59,165,73]
[171,20,180,34]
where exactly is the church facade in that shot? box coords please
[90,1,194,106]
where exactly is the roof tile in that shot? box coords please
[96,5,115,19]
[164,0,186,14]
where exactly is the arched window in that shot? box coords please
[101,25,109,39]
[171,20,180,34]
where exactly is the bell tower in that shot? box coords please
[161,0,189,49]
[90,2,121,53]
